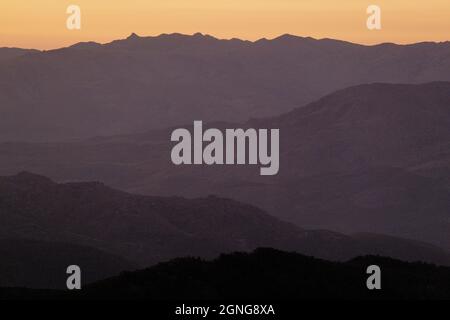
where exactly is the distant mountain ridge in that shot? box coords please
[2,33,450,141]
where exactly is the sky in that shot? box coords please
[1,0,450,49]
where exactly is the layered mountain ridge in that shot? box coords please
[1,171,450,275]
[0,82,447,249]
[2,33,450,141]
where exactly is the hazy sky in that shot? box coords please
[1,0,450,49]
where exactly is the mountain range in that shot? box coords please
[1,82,448,249]
[1,33,450,141]
[1,35,449,293]
[1,171,450,291]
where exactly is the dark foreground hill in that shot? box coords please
[2,34,450,141]
[2,248,450,300]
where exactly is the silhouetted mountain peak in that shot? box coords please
[272,33,315,44]
[69,41,102,49]
[193,32,204,37]
[127,32,140,40]
[275,33,300,40]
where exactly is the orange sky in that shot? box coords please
[1,0,450,49]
